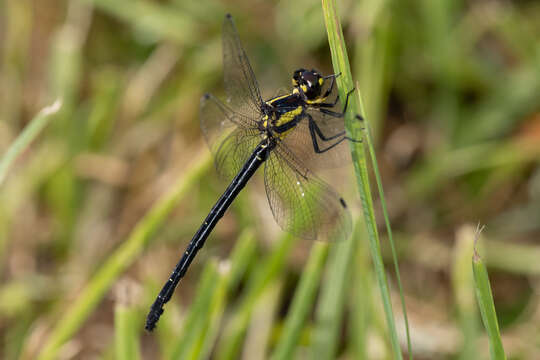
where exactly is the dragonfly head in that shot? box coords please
[292,68,324,100]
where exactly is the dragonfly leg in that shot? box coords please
[306,114,363,154]
[307,114,362,153]
[315,87,355,112]
[320,73,339,100]
[309,125,348,153]
[308,114,346,141]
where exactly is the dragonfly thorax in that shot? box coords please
[261,94,305,139]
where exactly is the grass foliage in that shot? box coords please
[2,0,539,358]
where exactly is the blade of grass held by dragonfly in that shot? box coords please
[270,242,329,360]
[0,99,62,187]
[36,152,212,360]
[473,229,507,360]
[321,1,405,358]
[361,105,413,357]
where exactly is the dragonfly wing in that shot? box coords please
[200,93,261,180]
[279,112,352,171]
[263,141,352,241]
[222,14,263,118]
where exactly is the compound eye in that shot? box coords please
[293,69,307,86]
[302,71,317,87]
[293,68,306,80]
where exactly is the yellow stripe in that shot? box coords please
[275,106,302,127]
[267,94,290,105]
[305,96,328,104]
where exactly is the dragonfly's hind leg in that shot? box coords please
[307,113,363,154]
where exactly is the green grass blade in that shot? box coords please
[226,229,258,292]
[473,230,507,360]
[485,239,540,275]
[78,0,196,43]
[362,112,413,358]
[114,302,142,360]
[170,229,256,360]
[195,263,229,360]
[270,242,329,360]
[215,233,297,360]
[243,282,282,360]
[187,229,256,360]
[453,225,479,359]
[0,99,62,187]
[168,259,220,360]
[36,152,212,360]
[321,1,403,358]
[349,217,372,359]
[311,227,357,359]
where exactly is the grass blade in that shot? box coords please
[270,242,329,360]
[321,1,403,358]
[473,228,507,360]
[349,217,372,359]
[170,229,256,360]
[362,113,413,357]
[215,233,298,360]
[243,282,282,360]
[36,152,211,360]
[0,99,62,187]
[311,225,358,359]
[453,225,479,359]
[168,259,221,359]
[114,301,142,360]
[195,263,229,360]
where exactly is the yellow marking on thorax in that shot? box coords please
[275,106,302,127]
[305,96,328,105]
[267,94,290,105]
[274,106,303,139]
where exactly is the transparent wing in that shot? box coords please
[264,86,289,100]
[222,14,263,118]
[279,107,352,170]
[200,93,257,145]
[264,141,352,241]
[200,93,261,180]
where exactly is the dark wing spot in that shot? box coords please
[339,198,347,208]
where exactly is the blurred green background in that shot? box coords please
[1,0,540,359]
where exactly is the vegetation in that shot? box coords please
[1,0,539,358]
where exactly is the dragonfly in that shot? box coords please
[145,14,360,331]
